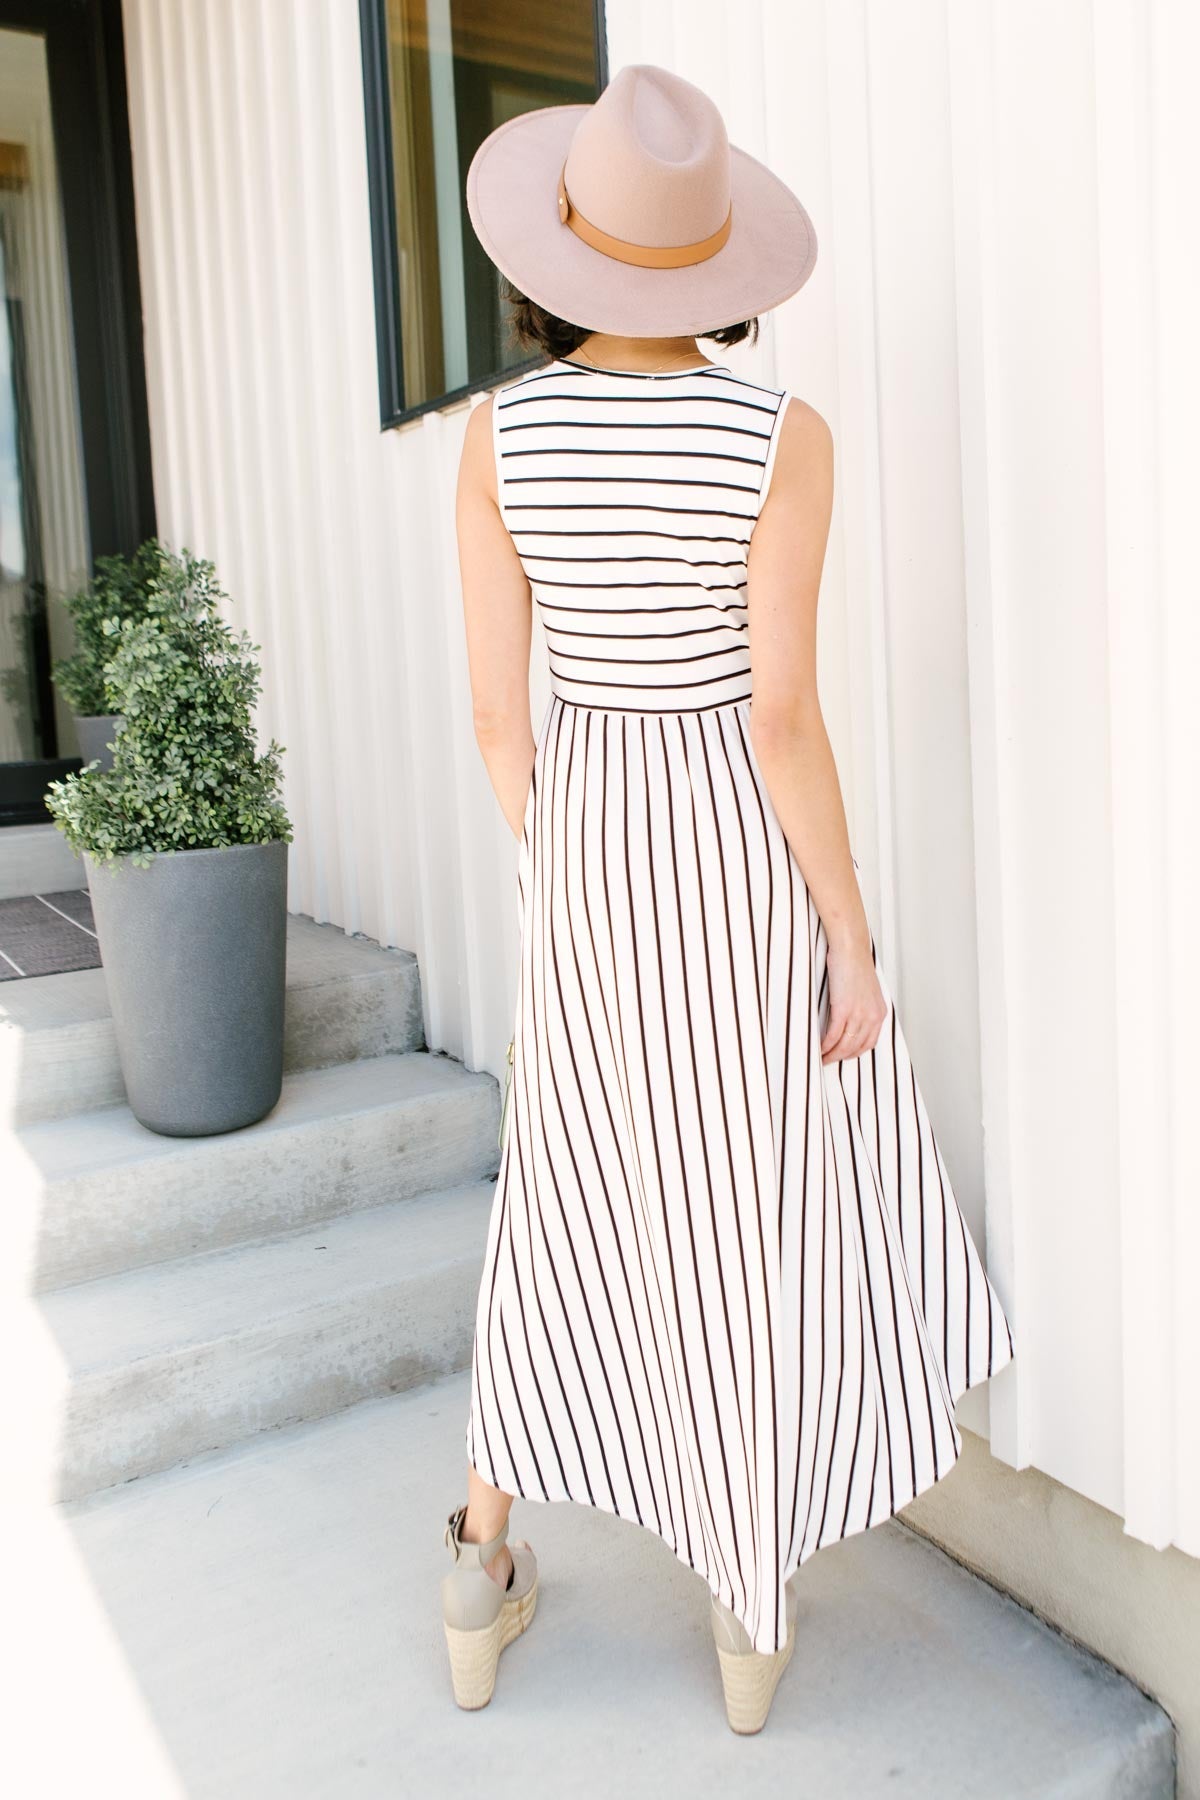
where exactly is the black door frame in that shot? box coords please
[0,0,154,822]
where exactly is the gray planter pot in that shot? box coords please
[75,713,124,771]
[84,840,288,1137]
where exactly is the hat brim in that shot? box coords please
[465,104,817,339]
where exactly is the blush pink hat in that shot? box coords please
[465,63,817,338]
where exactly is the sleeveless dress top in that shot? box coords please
[464,355,1015,1654]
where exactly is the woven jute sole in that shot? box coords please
[443,1577,539,1710]
[714,1617,796,1734]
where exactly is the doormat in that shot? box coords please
[0,889,102,981]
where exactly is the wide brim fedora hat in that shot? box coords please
[465,63,817,339]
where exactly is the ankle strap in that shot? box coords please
[445,1503,509,1566]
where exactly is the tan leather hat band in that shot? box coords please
[556,164,732,269]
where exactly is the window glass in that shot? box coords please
[0,28,90,769]
[379,0,600,414]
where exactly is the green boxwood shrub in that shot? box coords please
[47,546,292,867]
[52,539,171,718]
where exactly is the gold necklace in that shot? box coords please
[571,343,712,375]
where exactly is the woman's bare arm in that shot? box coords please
[456,396,536,838]
[747,397,887,1064]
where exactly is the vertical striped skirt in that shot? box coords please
[466,690,1015,1654]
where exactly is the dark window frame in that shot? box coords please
[358,0,608,429]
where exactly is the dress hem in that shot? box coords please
[462,1337,1015,1655]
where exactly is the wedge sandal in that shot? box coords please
[710,1587,797,1734]
[441,1503,538,1710]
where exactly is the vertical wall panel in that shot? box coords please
[971,0,1125,1510]
[1093,0,1170,1550]
[944,0,1031,1472]
[1156,0,1200,1558]
[1094,0,1200,1557]
[120,0,1198,1556]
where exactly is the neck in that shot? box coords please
[569,332,712,373]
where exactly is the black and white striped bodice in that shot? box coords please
[493,358,789,714]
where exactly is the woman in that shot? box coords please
[443,63,1015,1735]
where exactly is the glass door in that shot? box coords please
[0,0,153,824]
[0,28,88,783]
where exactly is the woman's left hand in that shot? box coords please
[820,938,887,1064]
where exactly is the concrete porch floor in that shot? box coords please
[11,1367,1173,1799]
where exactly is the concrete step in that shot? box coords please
[10,1051,500,1293]
[24,1367,1173,1799]
[0,822,82,901]
[0,912,423,1127]
[24,1181,494,1502]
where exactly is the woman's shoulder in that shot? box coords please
[460,363,553,495]
[776,392,833,451]
[461,390,495,452]
[458,391,498,502]
[460,368,537,468]
[706,368,830,445]
[703,364,787,403]
[757,392,834,518]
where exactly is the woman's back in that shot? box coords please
[468,347,1013,1669]
[452,60,1014,1729]
[493,356,788,714]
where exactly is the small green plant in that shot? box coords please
[52,540,172,717]
[47,546,292,866]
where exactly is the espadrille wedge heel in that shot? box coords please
[709,1588,797,1734]
[441,1503,538,1710]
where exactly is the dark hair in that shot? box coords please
[500,276,759,359]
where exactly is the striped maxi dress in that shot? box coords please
[463,355,1015,1655]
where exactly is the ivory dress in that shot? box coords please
[463,355,1015,1654]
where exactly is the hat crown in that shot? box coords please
[563,65,731,251]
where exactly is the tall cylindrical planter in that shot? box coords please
[84,840,288,1137]
[75,714,123,772]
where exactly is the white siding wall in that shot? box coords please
[120,0,1199,1558]
[120,0,532,1079]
